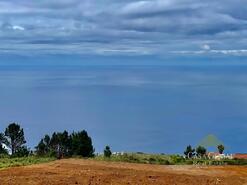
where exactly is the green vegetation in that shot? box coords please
[196,146,207,158]
[0,123,28,157]
[0,144,8,155]
[36,130,94,158]
[95,153,172,165]
[184,145,195,159]
[104,146,112,158]
[183,158,247,165]
[0,156,55,169]
[0,122,246,168]
[94,152,247,166]
[218,144,225,154]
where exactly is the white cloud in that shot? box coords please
[121,0,173,14]
[12,25,25,31]
[171,49,247,56]
[0,0,246,56]
[201,44,211,50]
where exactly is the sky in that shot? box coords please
[0,0,247,56]
[0,1,247,154]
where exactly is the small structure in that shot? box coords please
[207,152,233,160]
[112,151,125,156]
[233,153,247,160]
[207,152,220,159]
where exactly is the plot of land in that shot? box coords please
[0,159,246,185]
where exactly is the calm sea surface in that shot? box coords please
[0,65,246,153]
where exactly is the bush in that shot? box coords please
[104,146,112,158]
[13,146,30,157]
[170,155,185,164]
[148,157,156,164]
[0,154,9,158]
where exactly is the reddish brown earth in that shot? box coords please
[0,159,246,185]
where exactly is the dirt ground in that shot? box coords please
[0,159,246,185]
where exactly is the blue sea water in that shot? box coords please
[0,64,246,154]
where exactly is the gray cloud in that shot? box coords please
[0,0,246,56]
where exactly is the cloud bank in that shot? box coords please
[0,0,247,56]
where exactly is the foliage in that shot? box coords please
[217,144,225,154]
[36,139,46,156]
[36,130,94,158]
[94,152,247,166]
[104,146,112,158]
[196,146,207,158]
[50,131,71,158]
[0,133,7,146]
[95,153,171,165]
[0,144,8,155]
[13,146,30,157]
[0,156,55,169]
[4,123,27,156]
[71,130,94,157]
[170,155,186,164]
[184,145,195,158]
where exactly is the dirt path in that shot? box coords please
[0,159,246,185]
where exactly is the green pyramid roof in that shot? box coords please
[198,134,224,148]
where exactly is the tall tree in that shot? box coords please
[35,130,94,158]
[4,123,26,155]
[0,133,7,145]
[217,144,225,154]
[184,145,195,158]
[196,146,207,158]
[71,130,94,157]
[48,131,71,158]
[43,135,51,149]
[104,146,112,158]
[35,139,46,155]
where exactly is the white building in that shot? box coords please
[207,152,233,160]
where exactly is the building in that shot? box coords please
[207,152,233,160]
[233,153,247,160]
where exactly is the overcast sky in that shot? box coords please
[0,0,247,57]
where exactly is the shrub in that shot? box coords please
[170,155,185,164]
[104,146,112,158]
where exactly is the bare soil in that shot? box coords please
[0,159,246,185]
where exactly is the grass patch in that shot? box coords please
[94,153,172,165]
[93,153,247,166]
[0,156,56,169]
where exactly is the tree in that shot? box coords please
[51,131,71,158]
[184,145,195,158]
[35,130,94,158]
[71,130,94,157]
[43,135,51,149]
[217,144,225,154]
[36,131,71,158]
[196,146,207,158]
[0,133,6,143]
[4,123,26,155]
[104,146,112,158]
[14,146,30,157]
[35,139,46,156]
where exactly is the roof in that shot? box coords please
[207,152,220,156]
[233,154,247,159]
